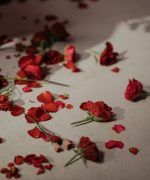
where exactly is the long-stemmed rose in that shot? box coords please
[65,137,99,167]
[71,101,113,126]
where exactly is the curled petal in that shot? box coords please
[105,140,124,149]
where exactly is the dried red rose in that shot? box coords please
[80,100,113,121]
[100,42,118,66]
[105,140,124,149]
[124,79,143,101]
[129,147,139,155]
[65,136,99,167]
[79,137,99,162]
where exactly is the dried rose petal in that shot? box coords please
[37,167,45,175]
[28,127,41,138]
[59,94,69,100]
[25,107,51,123]
[56,101,66,109]
[11,105,25,116]
[53,143,63,152]
[105,140,124,149]
[62,139,74,150]
[129,147,139,155]
[14,156,24,165]
[66,104,73,109]
[112,124,126,133]
[22,86,32,92]
[42,102,59,113]
[111,67,120,73]
[44,163,53,170]
[37,91,53,103]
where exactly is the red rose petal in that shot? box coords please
[44,163,53,170]
[56,101,66,109]
[22,86,32,92]
[24,154,36,164]
[59,94,69,100]
[42,102,58,113]
[37,167,45,175]
[11,105,25,116]
[27,81,41,88]
[129,147,139,155]
[28,127,41,138]
[105,140,124,149]
[66,104,73,109]
[14,156,24,165]
[37,91,53,103]
[112,124,126,133]
[111,67,120,73]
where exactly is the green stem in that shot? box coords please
[65,156,83,167]
[71,116,92,125]
[74,119,93,127]
[64,153,81,167]
[0,77,70,87]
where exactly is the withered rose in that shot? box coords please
[100,42,118,66]
[124,79,143,101]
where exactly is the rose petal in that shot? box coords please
[66,104,73,109]
[105,140,124,149]
[22,86,32,92]
[112,124,126,133]
[14,156,24,165]
[37,91,53,103]
[111,67,120,73]
[129,147,139,155]
[42,102,58,113]
[28,127,41,138]
[11,105,25,116]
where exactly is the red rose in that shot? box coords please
[31,31,49,47]
[80,101,113,121]
[124,79,143,101]
[50,22,69,41]
[79,137,93,148]
[79,137,99,162]
[44,50,64,64]
[100,42,118,66]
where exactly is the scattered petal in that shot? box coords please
[105,140,124,149]
[112,124,126,133]
[129,147,139,155]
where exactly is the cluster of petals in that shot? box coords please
[80,100,113,121]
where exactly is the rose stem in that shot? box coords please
[64,153,81,167]
[65,156,83,167]
[71,116,92,125]
[0,77,70,87]
[74,119,93,127]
